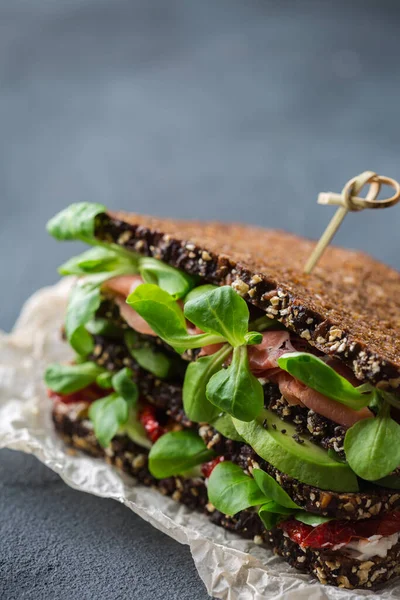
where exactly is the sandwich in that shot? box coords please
[45,203,400,590]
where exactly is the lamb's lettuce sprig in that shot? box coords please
[183,284,262,348]
[182,346,232,423]
[148,430,215,478]
[124,330,174,380]
[44,361,105,394]
[127,284,226,352]
[59,246,139,276]
[127,284,265,422]
[47,202,106,243]
[45,360,139,448]
[47,202,135,260]
[88,367,139,447]
[207,461,331,530]
[206,345,264,421]
[207,461,267,515]
[64,271,132,356]
[344,401,400,481]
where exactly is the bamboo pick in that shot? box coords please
[304,171,400,274]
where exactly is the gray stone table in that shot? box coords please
[1,1,399,598]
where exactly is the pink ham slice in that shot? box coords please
[103,275,157,337]
[276,372,373,428]
[198,330,296,367]
[247,331,296,375]
[103,274,143,298]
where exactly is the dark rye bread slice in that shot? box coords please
[95,211,400,390]
[52,401,400,591]
[88,333,400,520]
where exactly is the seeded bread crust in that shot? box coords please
[95,212,400,390]
[52,401,400,591]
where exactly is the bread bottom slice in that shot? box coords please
[52,401,400,591]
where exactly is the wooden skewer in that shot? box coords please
[304,171,400,274]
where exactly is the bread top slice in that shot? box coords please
[95,211,400,389]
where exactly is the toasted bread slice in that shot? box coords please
[94,212,400,390]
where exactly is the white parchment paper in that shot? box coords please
[1,280,399,600]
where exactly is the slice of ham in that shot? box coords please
[104,274,143,298]
[274,371,304,406]
[198,330,296,368]
[276,373,373,428]
[247,331,296,375]
[103,275,157,337]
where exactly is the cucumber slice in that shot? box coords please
[233,409,359,493]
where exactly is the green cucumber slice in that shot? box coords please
[232,409,359,493]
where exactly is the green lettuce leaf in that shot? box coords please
[59,246,139,276]
[88,368,138,447]
[139,257,196,299]
[44,361,104,394]
[148,430,215,478]
[206,345,264,421]
[111,368,138,405]
[182,345,232,423]
[207,461,267,516]
[126,284,225,353]
[252,469,300,509]
[184,285,249,348]
[47,202,106,242]
[258,502,294,530]
[125,331,172,379]
[344,402,400,480]
[278,352,373,410]
[89,393,129,448]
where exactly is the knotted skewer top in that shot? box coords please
[304,171,400,274]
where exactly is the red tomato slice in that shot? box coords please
[280,511,400,549]
[47,383,109,405]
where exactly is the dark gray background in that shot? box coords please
[1,1,399,598]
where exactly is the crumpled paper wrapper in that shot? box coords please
[1,280,399,600]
